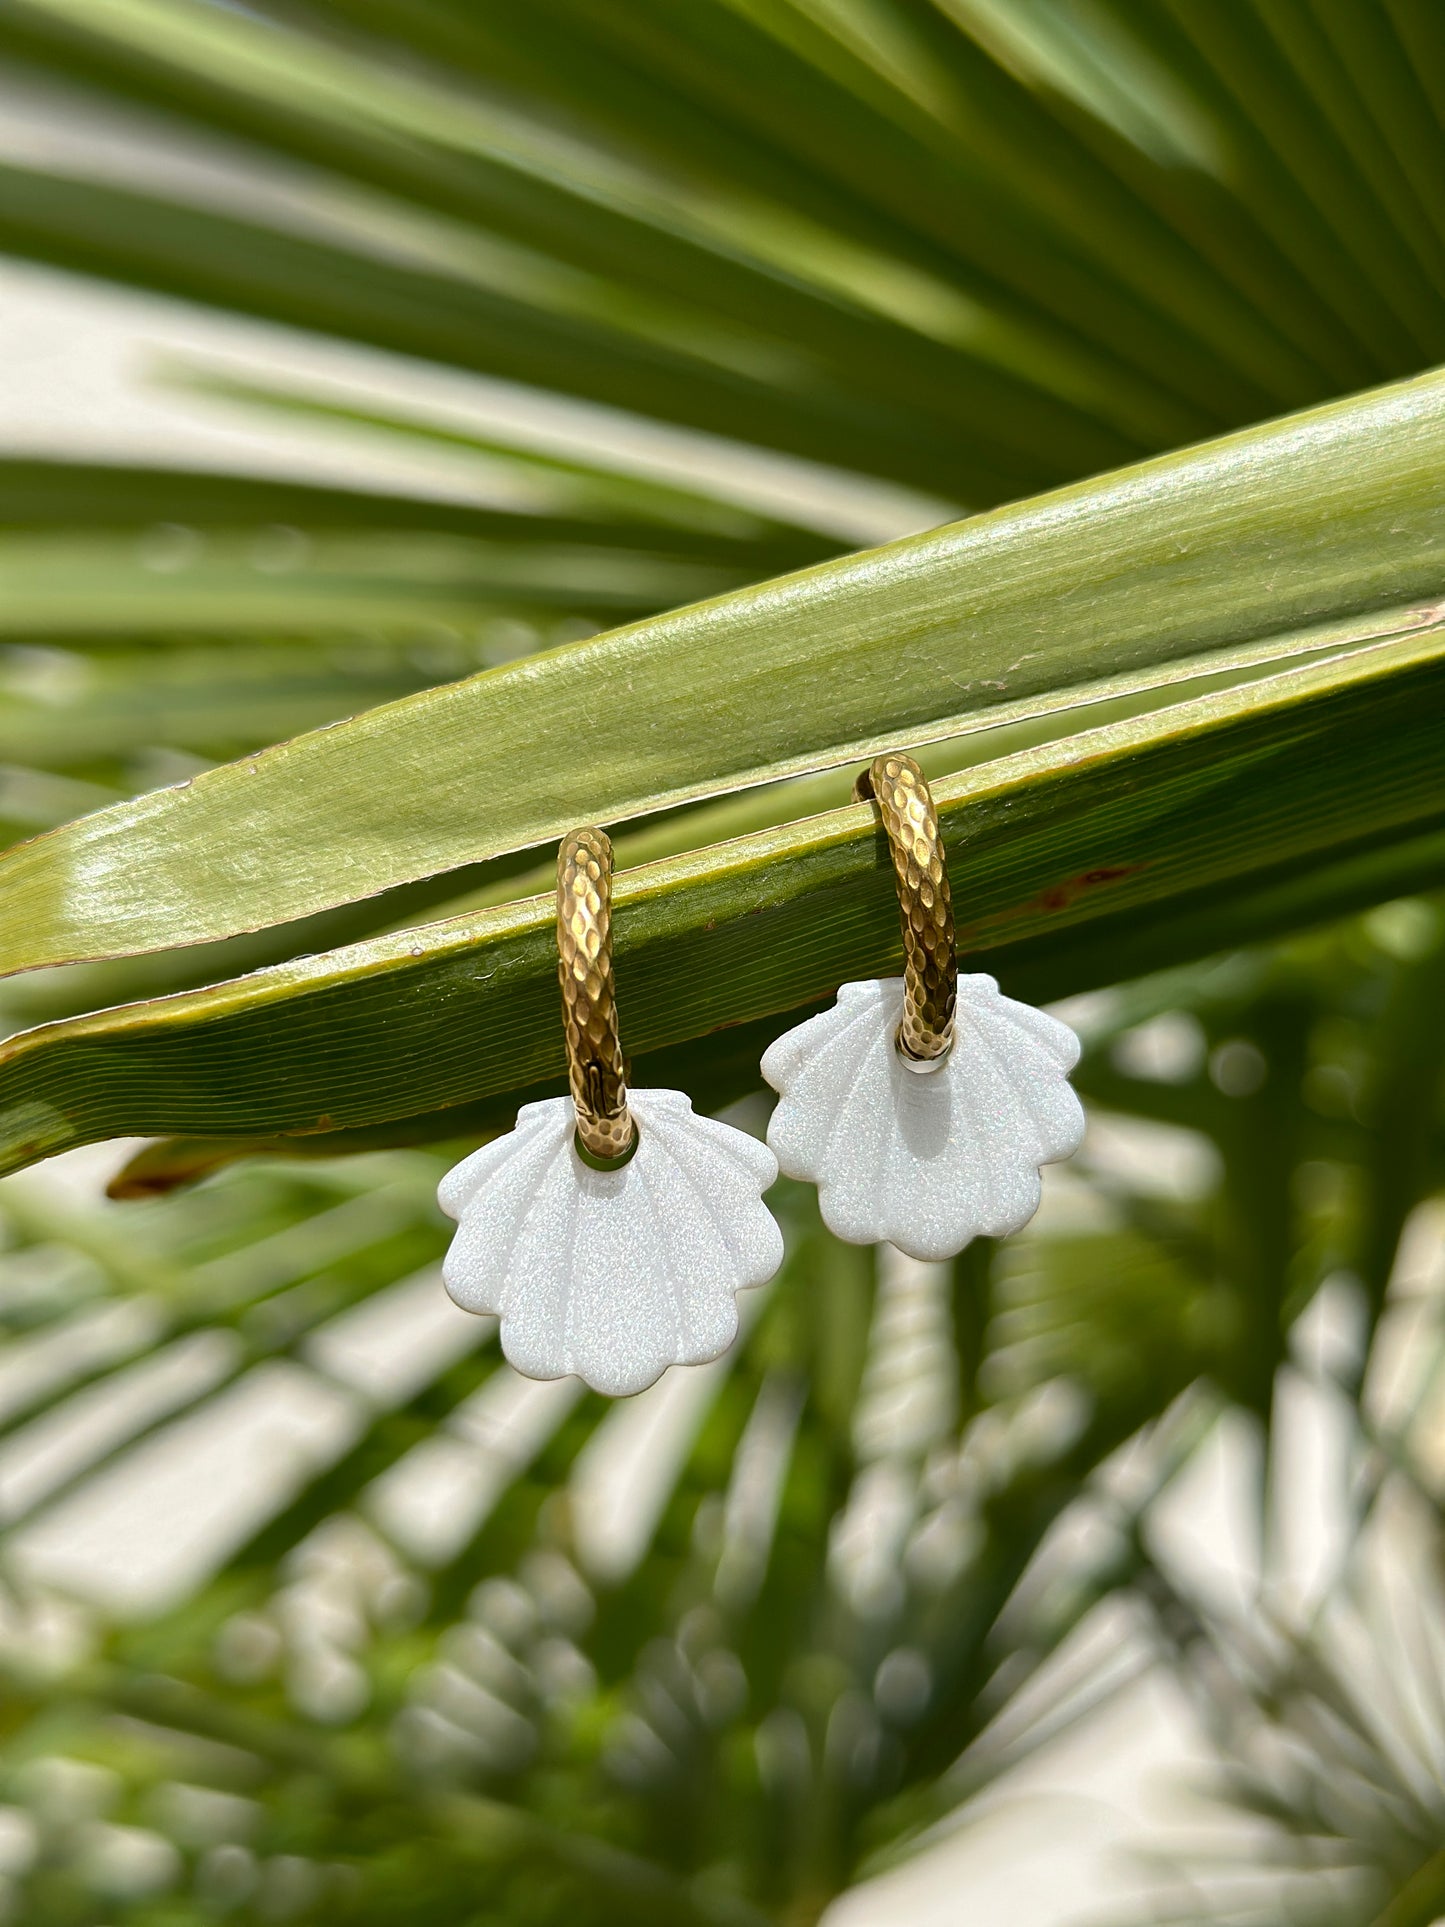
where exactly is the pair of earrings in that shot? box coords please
[440,754,1085,1396]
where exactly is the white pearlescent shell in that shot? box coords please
[761,976,1084,1261]
[438,1089,782,1397]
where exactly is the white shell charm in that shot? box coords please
[761,974,1084,1261]
[439,1090,782,1396]
[439,826,783,1397]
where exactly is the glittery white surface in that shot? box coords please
[438,1090,783,1397]
[761,976,1084,1261]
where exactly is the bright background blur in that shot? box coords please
[4,7,1445,1924]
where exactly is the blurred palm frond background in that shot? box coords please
[3,4,1445,1923]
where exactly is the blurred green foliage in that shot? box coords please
[3,902,1445,1924]
[1,3,1445,1923]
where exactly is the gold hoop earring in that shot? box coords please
[436,825,783,1396]
[853,753,956,1069]
[557,827,637,1165]
[763,750,1086,1260]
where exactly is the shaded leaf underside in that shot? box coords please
[3,622,1442,1175]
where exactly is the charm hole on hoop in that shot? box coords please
[895,1029,953,1074]
[573,1122,641,1171]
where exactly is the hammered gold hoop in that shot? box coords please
[855,753,957,1066]
[557,828,637,1163]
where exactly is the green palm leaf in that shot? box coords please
[4,617,1445,1173]
[4,366,1445,983]
[7,3,1445,1923]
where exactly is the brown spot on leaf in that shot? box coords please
[1029,862,1147,915]
[960,861,1148,940]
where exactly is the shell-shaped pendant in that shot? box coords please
[761,975,1084,1261]
[438,1090,782,1396]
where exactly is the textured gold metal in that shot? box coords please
[557,827,636,1161]
[855,753,957,1063]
